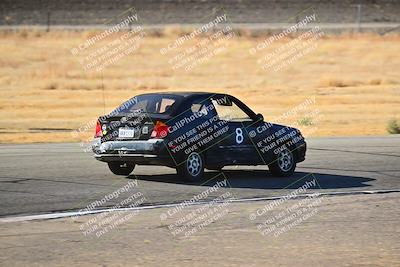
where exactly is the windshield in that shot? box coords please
[111,94,182,115]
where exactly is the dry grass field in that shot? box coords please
[0,30,399,143]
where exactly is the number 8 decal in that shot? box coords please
[236,128,243,144]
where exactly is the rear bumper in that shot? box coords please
[92,138,306,166]
[92,138,174,166]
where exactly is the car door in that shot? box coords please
[207,95,261,165]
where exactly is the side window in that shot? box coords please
[211,98,252,122]
[190,99,213,118]
[158,98,175,113]
[190,103,202,113]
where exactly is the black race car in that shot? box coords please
[92,92,306,181]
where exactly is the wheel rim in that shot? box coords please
[186,152,202,177]
[278,148,293,172]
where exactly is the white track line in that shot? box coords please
[1,189,399,223]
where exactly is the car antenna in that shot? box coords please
[101,71,106,114]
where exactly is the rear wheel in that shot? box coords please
[176,152,204,182]
[107,162,135,176]
[269,147,296,177]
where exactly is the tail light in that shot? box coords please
[95,120,102,138]
[151,121,169,138]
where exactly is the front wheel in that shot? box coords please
[107,162,135,176]
[176,152,204,182]
[269,147,296,177]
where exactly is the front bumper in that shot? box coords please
[295,141,307,163]
[92,138,174,166]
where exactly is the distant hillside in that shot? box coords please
[0,0,399,25]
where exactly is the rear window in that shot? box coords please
[112,94,181,115]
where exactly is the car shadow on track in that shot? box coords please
[131,170,375,190]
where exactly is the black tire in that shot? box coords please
[107,162,135,176]
[268,147,296,177]
[176,152,204,182]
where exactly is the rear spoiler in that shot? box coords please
[99,112,173,123]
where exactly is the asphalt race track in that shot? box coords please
[0,136,399,217]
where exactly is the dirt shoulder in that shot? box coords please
[0,192,399,267]
[1,33,400,143]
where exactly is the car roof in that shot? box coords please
[138,92,220,98]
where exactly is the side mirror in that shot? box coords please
[256,113,264,122]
